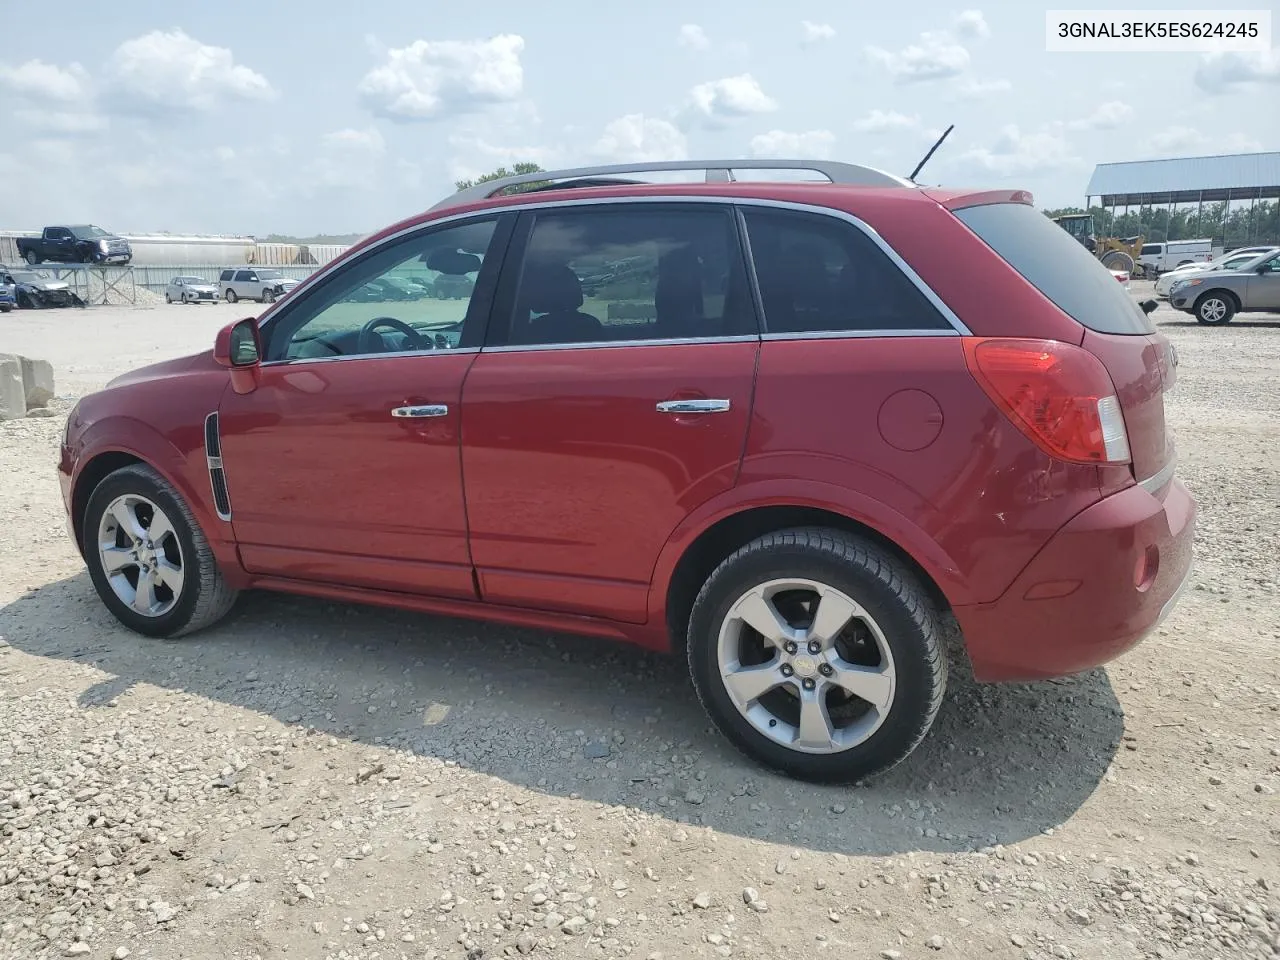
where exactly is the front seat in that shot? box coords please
[521,263,603,344]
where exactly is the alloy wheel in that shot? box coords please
[96,493,186,618]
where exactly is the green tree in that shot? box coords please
[454,162,548,195]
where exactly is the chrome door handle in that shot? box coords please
[391,404,448,418]
[656,399,731,414]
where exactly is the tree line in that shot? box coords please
[1042,201,1280,247]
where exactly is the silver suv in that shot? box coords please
[218,267,300,304]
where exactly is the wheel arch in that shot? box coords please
[654,490,963,654]
[70,451,145,555]
[1196,287,1242,312]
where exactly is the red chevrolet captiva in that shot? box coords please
[59,160,1195,782]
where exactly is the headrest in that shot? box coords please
[524,263,584,313]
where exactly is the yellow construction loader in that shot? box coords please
[1052,213,1146,277]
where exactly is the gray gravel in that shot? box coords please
[0,286,1277,959]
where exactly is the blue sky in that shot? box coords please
[1,0,1276,236]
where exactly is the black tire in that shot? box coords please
[165,292,172,303]
[261,288,275,304]
[82,464,238,638]
[24,250,39,265]
[1194,291,1236,325]
[686,527,947,784]
[225,289,237,303]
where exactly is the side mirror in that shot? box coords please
[1140,299,1158,315]
[215,317,261,367]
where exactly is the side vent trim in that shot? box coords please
[204,411,232,521]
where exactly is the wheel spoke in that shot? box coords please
[795,691,837,751]
[721,661,786,704]
[828,660,894,710]
[147,509,175,545]
[100,545,135,573]
[111,500,146,542]
[154,559,184,594]
[807,589,859,646]
[132,578,159,615]
[734,591,795,648]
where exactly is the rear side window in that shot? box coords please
[235,270,253,281]
[954,202,1154,335]
[741,207,951,334]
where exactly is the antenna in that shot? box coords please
[908,124,955,183]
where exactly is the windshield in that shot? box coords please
[257,270,284,280]
[175,276,203,283]
[10,271,39,283]
[69,225,111,239]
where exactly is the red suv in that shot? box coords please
[58,160,1194,783]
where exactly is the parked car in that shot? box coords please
[218,267,300,303]
[166,276,220,304]
[16,225,132,265]
[1154,246,1280,298]
[1137,238,1219,276]
[0,271,15,313]
[0,267,82,308]
[58,158,1195,783]
[1168,249,1280,324]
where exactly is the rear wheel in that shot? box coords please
[82,464,238,638]
[686,528,946,783]
[1194,292,1236,325]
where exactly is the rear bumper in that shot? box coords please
[955,476,1196,682]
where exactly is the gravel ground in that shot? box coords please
[0,285,1277,960]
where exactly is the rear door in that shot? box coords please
[460,201,760,622]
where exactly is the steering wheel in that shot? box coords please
[358,316,431,354]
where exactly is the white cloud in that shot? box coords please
[1148,125,1263,156]
[1066,100,1133,131]
[322,127,386,154]
[801,21,836,43]
[685,74,778,125]
[852,110,921,134]
[446,135,562,186]
[749,129,835,159]
[0,59,90,102]
[953,10,991,40]
[309,127,387,189]
[105,30,275,112]
[1194,50,1280,93]
[358,34,525,121]
[677,24,710,50]
[957,124,1081,176]
[954,77,1011,99]
[593,114,687,162]
[866,32,970,83]
[12,109,107,135]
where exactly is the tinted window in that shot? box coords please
[499,205,754,346]
[954,202,1155,335]
[234,271,252,281]
[220,270,233,281]
[1140,244,1162,255]
[742,207,950,334]
[264,217,501,361]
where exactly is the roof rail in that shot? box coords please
[430,159,915,211]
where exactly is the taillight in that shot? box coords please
[962,337,1131,465]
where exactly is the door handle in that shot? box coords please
[391,404,448,418]
[656,399,731,414]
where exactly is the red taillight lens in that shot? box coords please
[962,337,1132,465]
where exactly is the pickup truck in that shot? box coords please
[16,225,132,266]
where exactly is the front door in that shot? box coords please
[217,213,513,598]
[1247,253,1280,310]
[461,202,760,622]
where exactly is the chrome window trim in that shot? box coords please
[256,193,969,362]
[262,345,479,368]
[483,334,760,355]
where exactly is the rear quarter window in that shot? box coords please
[956,203,1154,335]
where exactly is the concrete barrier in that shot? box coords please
[0,353,56,420]
[0,354,24,421]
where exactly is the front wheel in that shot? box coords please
[686,528,947,784]
[24,250,39,265]
[225,289,237,303]
[83,464,238,638]
[1194,292,1235,325]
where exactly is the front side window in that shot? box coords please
[742,207,951,334]
[499,204,754,346]
[264,216,502,361]
[220,270,233,281]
